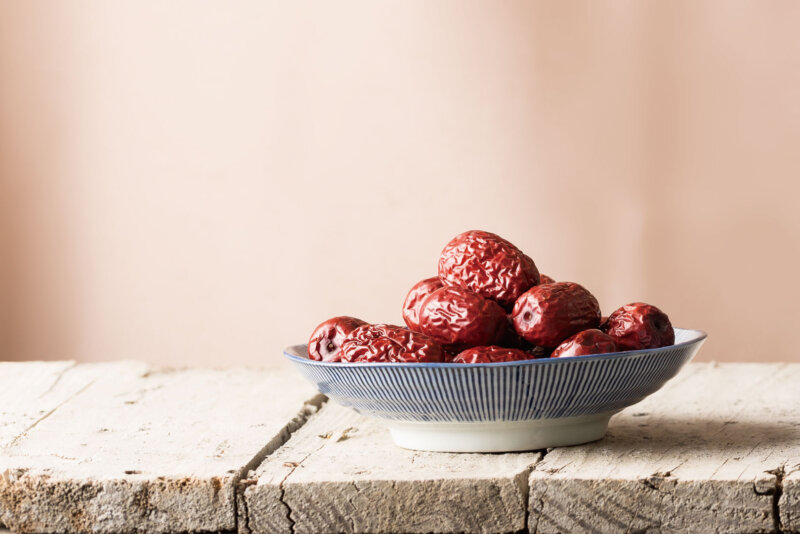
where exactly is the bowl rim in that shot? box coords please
[283,327,707,369]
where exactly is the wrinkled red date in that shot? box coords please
[498,315,533,350]
[605,302,674,350]
[340,324,445,363]
[539,274,556,285]
[402,277,444,331]
[438,230,540,309]
[418,286,508,350]
[307,316,368,362]
[451,345,533,364]
[551,329,618,358]
[511,282,601,348]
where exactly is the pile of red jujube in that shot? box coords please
[307,230,675,364]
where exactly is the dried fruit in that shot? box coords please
[308,315,367,362]
[551,329,618,358]
[497,316,533,350]
[539,274,556,285]
[340,324,445,363]
[452,345,534,364]
[307,316,368,362]
[418,286,508,350]
[438,230,539,309]
[402,277,443,331]
[605,302,674,350]
[511,282,601,348]
[306,230,679,368]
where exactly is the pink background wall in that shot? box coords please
[1,1,799,365]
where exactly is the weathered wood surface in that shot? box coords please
[0,362,109,450]
[241,363,800,534]
[242,403,540,534]
[785,469,800,531]
[1,362,799,534]
[0,361,322,533]
[528,363,800,534]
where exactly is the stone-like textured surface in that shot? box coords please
[243,403,540,534]
[0,362,322,533]
[528,363,800,534]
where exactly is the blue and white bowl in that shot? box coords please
[284,327,706,452]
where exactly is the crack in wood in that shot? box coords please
[7,378,97,449]
[521,364,800,533]
[277,438,329,534]
[767,466,785,533]
[37,362,77,399]
[233,393,327,534]
[527,447,552,533]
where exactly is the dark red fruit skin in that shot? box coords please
[443,347,460,361]
[599,316,609,331]
[527,346,552,359]
[418,286,508,351]
[340,324,445,363]
[551,329,618,358]
[402,277,444,331]
[605,302,674,350]
[511,282,601,348]
[438,230,540,309]
[539,274,556,285]
[308,316,368,362]
[452,345,534,364]
[498,316,533,350]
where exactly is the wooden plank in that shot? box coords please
[4,361,798,533]
[0,362,323,533]
[528,363,800,534]
[782,468,800,531]
[0,361,109,449]
[242,403,540,534]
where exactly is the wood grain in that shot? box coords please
[0,362,321,533]
[244,403,540,534]
[528,363,800,533]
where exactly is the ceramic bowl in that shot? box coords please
[284,327,706,452]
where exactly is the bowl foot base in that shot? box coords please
[388,412,615,452]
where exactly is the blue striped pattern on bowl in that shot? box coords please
[284,328,706,423]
